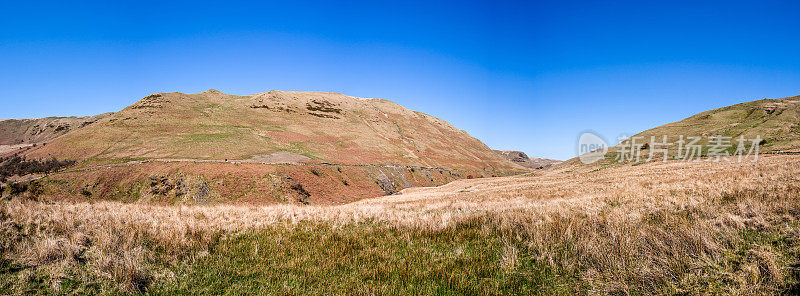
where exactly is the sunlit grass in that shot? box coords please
[2,155,800,295]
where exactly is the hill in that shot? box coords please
[8,90,524,204]
[565,94,800,168]
[493,150,562,169]
[631,94,800,154]
[26,90,521,171]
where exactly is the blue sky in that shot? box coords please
[1,1,799,160]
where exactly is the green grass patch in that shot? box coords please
[179,132,238,144]
[152,221,570,295]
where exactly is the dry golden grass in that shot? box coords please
[2,155,800,294]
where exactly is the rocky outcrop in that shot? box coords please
[493,150,562,169]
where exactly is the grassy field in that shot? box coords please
[2,155,800,295]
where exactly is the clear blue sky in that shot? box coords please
[2,1,799,160]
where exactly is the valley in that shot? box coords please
[1,93,800,295]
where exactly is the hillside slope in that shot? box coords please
[0,114,111,145]
[562,94,800,169]
[632,94,800,154]
[27,90,521,171]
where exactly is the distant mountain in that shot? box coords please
[493,150,562,169]
[0,114,111,145]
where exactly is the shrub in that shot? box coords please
[0,155,76,181]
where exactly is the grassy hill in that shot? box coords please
[631,94,800,153]
[5,90,523,205]
[26,90,521,171]
[562,94,800,168]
